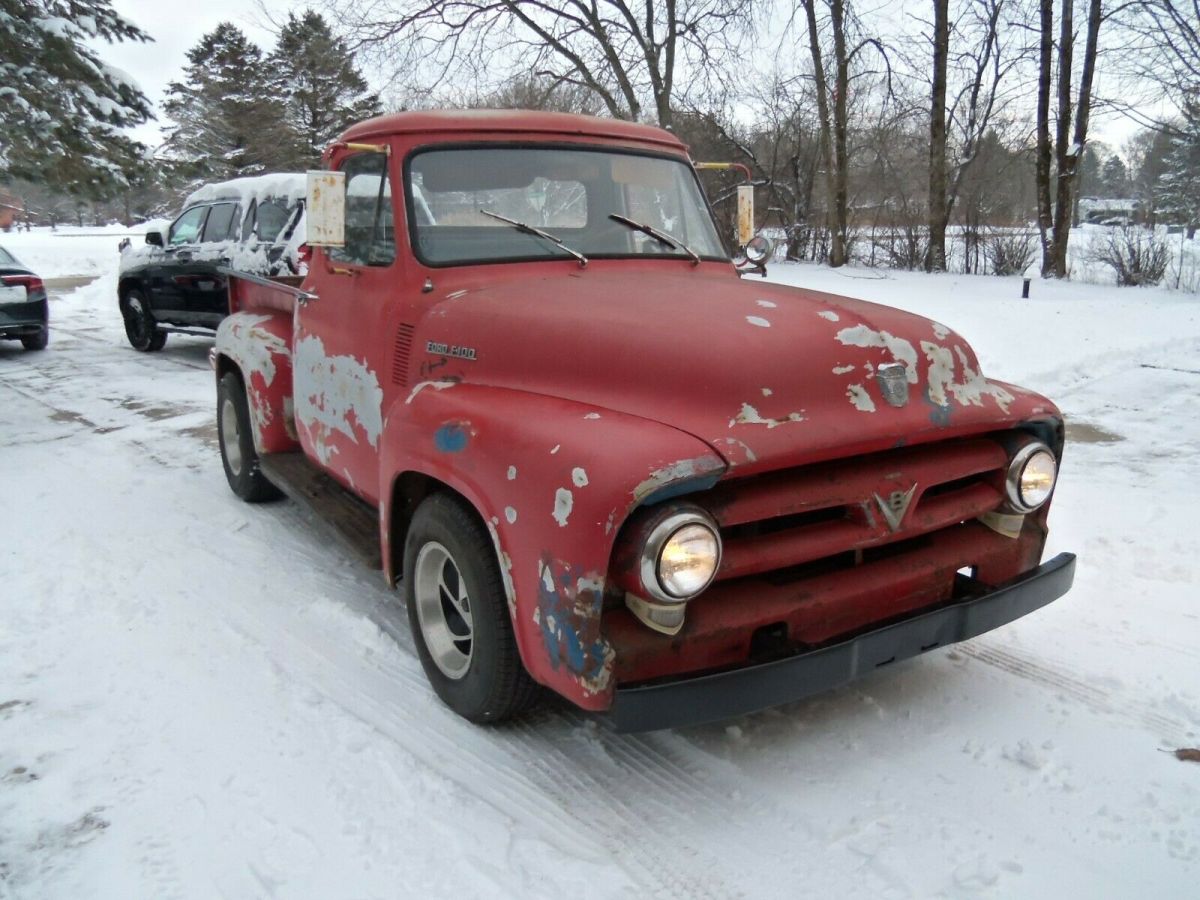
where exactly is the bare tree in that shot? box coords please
[1036,0,1103,278]
[325,0,756,129]
[799,0,890,267]
[1112,1,1200,134]
[926,0,950,271]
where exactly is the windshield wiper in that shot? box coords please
[479,209,588,267]
[609,214,700,265]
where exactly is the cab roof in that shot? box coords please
[339,109,688,152]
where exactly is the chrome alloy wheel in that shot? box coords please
[220,396,243,476]
[413,541,474,679]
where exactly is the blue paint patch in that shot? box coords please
[641,473,722,506]
[434,422,469,453]
[537,557,609,681]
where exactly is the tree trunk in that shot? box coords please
[830,0,850,267]
[1035,0,1055,276]
[926,0,950,272]
[801,0,843,266]
[1049,0,1102,278]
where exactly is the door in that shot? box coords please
[186,201,240,325]
[294,148,399,503]
[147,205,208,316]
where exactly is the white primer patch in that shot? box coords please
[761,387,773,396]
[932,321,950,339]
[294,335,384,449]
[715,437,758,463]
[504,506,517,524]
[405,379,457,404]
[922,341,1015,413]
[746,316,771,328]
[552,488,573,527]
[506,465,517,480]
[571,467,589,487]
[847,383,877,412]
[216,314,289,388]
[756,299,777,308]
[583,412,601,420]
[833,364,856,375]
[729,402,805,429]
[836,324,918,383]
[818,310,840,322]
[550,444,560,454]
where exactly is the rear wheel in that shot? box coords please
[404,493,538,723]
[20,327,48,351]
[217,371,281,502]
[122,289,166,352]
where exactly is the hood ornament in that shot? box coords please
[876,362,909,408]
[873,484,917,532]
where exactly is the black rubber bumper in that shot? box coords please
[611,552,1076,733]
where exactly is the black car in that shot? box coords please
[117,175,306,351]
[0,245,48,351]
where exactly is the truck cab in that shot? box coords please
[212,110,1074,731]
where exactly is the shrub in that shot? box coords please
[985,230,1037,276]
[1090,227,1170,286]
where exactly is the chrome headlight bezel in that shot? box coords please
[1005,442,1058,513]
[638,509,723,604]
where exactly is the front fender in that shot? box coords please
[214,311,299,454]
[380,381,726,711]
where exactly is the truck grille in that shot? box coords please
[706,437,1010,584]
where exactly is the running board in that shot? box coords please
[258,452,383,570]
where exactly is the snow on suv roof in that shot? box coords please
[185,173,307,210]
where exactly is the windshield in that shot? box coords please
[407,147,727,266]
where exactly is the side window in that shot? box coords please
[169,206,207,246]
[255,200,292,242]
[201,203,240,243]
[330,152,396,266]
[241,200,258,241]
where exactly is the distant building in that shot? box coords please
[0,190,23,230]
[1078,196,1140,226]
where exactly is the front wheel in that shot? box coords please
[404,494,538,723]
[217,371,281,502]
[122,290,166,352]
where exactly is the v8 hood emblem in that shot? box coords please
[873,484,917,532]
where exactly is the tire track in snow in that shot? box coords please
[959,639,1193,744]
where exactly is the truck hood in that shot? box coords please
[423,264,1060,475]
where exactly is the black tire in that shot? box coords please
[122,289,166,352]
[217,371,281,503]
[20,327,48,351]
[404,493,538,723]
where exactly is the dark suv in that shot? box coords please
[0,245,48,351]
[117,175,306,351]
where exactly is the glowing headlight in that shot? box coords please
[1006,443,1058,512]
[639,511,722,603]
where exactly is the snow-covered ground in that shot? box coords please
[1,234,1198,898]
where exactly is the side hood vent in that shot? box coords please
[392,323,415,386]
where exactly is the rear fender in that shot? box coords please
[214,311,299,454]
[380,381,726,711]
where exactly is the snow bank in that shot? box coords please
[0,224,142,278]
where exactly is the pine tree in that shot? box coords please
[162,23,283,187]
[0,0,152,196]
[267,12,382,169]
[1158,99,1200,236]
[1100,155,1129,197]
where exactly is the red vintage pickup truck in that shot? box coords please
[213,110,1075,731]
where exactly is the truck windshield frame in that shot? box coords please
[403,143,730,268]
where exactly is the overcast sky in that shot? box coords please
[94,0,1138,152]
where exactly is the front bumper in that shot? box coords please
[610,552,1076,732]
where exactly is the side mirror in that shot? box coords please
[734,234,772,278]
[305,170,345,248]
[145,229,164,247]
